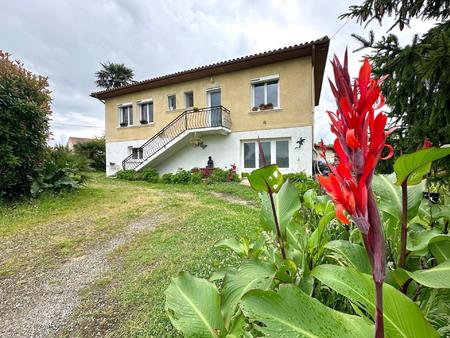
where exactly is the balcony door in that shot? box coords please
[207,89,221,127]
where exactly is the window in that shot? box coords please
[185,91,194,108]
[139,101,153,124]
[244,142,256,168]
[168,95,176,111]
[276,140,289,168]
[119,105,133,126]
[132,147,143,160]
[251,77,279,109]
[243,139,289,169]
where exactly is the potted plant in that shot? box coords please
[140,119,148,124]
[193,106,199,112]
[266,102,274,110]
[251,106,258,111]
[259,103,265,110]
[120,122,128,127]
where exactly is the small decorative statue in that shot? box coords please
[207,156,214,169]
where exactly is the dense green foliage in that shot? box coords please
[0,51,51,199]
[284,172,321,198]
[341,1,450,177]
[95,62,135,89]
[141,167,159,183]
[50,145,90,172]
[73,138,106,171]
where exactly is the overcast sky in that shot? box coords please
[0,0,434,145]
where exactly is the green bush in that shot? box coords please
[172,169,191,184]
[30,160,85,197]
[207,168,228,183]
[73,137,106,171]
[50,145,90,172]
[284,172,320,198]
[190,172,203,184]
[0,51,51,199]
[141,167,159,183]
[160,173,174,184]
[116,170,142,181]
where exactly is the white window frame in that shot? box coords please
[118,103,133,127]
[168,94,176,111]
[241,138,290,170]
[131,147,143,160]
[184,91,194,108]
[138,99,154,124]
[250,75,280,109]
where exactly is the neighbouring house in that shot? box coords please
[67,137,94,151]
[91,37,330,176]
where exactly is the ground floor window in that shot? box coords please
[132,147,143,160]
[243,138,289,169]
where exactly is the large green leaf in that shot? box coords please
[407,228,450,252]
[240,284,374,337]
[372,174,425,221]
[165,272,225,337]
[312,264,439,338]
[325,240,371,274]
[430,239,450,263]
[420,289,450,337]
[222,260,276,329]
[308,211,336,251]
[403,260,450,289]
[260,181,301,236]
[242,164,284,193]
[394,146,450,185]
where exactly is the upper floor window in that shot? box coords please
[251,76,279,110]
[139,101,153,124]
[119,105,133,127]
[168,95,176,111]
[185,91,194,108]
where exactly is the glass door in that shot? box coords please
[208,89,221,127]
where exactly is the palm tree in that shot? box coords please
[95,62,135,89]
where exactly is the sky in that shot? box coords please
[0,0,435,145]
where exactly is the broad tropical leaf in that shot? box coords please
[308,211,336,251]
[430,239,450,263]
[372,174,425,221]
[407,228,450,252]
[325,240,371,274]
[240,284,374,337]
[222,260,276,329]
[215,238,248,257]
[312,265,439,338]
[165,272,225,337]
[260,181,301,236]
[403,260,450,289]
[420,289,450,337]
[242,164,284,193]
[394,146,450,185]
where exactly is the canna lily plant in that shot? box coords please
[318,51,394,338]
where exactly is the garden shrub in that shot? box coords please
[172,169,191,184]
[284,172,321,198]
[0,51,51,199]
[30,160,85,197]
[207,168,228,183]
[190,172,203,184]
[50,145,90,172]
[73,137,106,171]
[141,167,159,183]
[116,170,142,181]
[160,173,174,184]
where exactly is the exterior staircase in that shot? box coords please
[122,106,231,171]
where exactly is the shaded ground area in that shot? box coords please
[0,174,259,337]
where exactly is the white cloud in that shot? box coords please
[0,0,433,145]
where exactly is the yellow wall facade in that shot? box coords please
[104,57,313,142]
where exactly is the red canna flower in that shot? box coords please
[319,51,394,338]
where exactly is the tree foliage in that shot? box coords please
[0,51,51,199]
[73,137,106,171]
[341,1,450,178]
[95,62,135,89]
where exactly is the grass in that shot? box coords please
[0,173,260,337]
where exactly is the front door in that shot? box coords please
[208,89,221,127]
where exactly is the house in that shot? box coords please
[91,37,330,176]
[67,137,94,151]
[313,143,335,164]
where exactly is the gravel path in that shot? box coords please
[0,214,162,338]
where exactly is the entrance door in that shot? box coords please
[208,89,221,127]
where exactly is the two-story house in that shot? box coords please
[91,36,329,176]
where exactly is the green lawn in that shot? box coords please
[0,173,260,337]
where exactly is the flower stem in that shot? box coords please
[268,188,286,260]
[399,179,408,270]
[374,280,384,338]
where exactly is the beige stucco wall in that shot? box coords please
[104,57,313,142]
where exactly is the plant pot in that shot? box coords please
[140,120,148,124]
[265,103,274,110]
[120,122,128,127]
[252,106,258,111]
